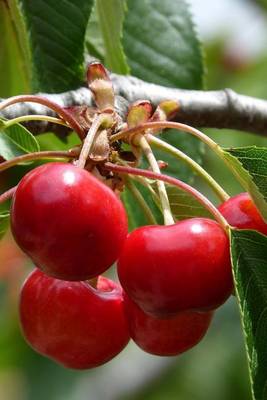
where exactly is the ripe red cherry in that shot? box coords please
[124,294,213,356]
[11,162,128,281]
[118,218,232,316]
[20,269,130,369]
[218,192,267,234]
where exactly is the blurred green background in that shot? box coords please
[0,0,267,399]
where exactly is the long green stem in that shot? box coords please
[136,134,174,225]
[104,162,230,233]
[148,134,229,202]
[125,177,157,225]
[4,115,68,129]
[0,150,76,173]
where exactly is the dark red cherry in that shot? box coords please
[20,269,130,369]
[124,294,213,356]
[218,192,267,235]
[11,162,128,281]
[118,218,232,316]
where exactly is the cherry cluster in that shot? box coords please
[10,161,267,369]
[1,63,266,371]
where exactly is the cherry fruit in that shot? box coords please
[218,192,267,234]
[20,269,130,369]
[118,218,232,316]
[11,162,128,281]
[124,294,213,356]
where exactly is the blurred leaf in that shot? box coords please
[222,146,267,221]
[86,4,105,60]
[95,0,129,74]
[167,186,212,220]
[0,1,31,96]
[19,0,94,92]
[0,212,10,240]
[0,123,40,160]
[230,228,267,400]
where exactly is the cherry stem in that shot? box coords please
[104,162,230,233]
[0,151,77,173]
[3,115,68,129]
[136,134,174,225]
[0,186,17,204]
[111,121,220,155]
[76,114,106,169]
[0,95,83,138]
[124,176,157,225]
[147,134,230,202]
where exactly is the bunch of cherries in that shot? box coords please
[11,162,266,369]
[2,63,267,370]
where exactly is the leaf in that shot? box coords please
[0,0,31,96]
[19,0,94,92]
[222,146,267,222]
[123,0,203,89]
[230,228,267,400]
[0,123,40,160]
[95,0,129,74]
[0,212,10,240]
[167,186,212,220]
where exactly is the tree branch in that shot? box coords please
[1,73,267,137]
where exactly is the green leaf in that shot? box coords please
[19,0,94,92]
[0,212,10,240]
[230,228,267,400]
[222,146,267,222]
[123,0,203,89]
[95,0,129,74]
[0,123,40,160]
[167,186,212,220]
[0,1,31,96]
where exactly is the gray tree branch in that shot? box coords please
[1,73,267,137]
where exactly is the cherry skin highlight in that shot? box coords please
[11,162,128,281]
[218,192,267,234]
[118,218,233,316]
[124,294,213,356]
[19,269,130,369]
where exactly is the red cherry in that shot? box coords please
[117,218,232,316]
[124,294,213,356]
[11,162,128,281]
[218,192,267,235]
[20,269,130,369]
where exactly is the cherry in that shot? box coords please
[218,192,267,234]
[124,294,213,356]
[11,162,128,281]
[20,269,130,369]
[117,218,232,316]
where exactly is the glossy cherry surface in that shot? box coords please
[11,162,128,281]
[218,192,267,234]
[20,269,130,369]
[124,294,213,356]
[118,218,233,316]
